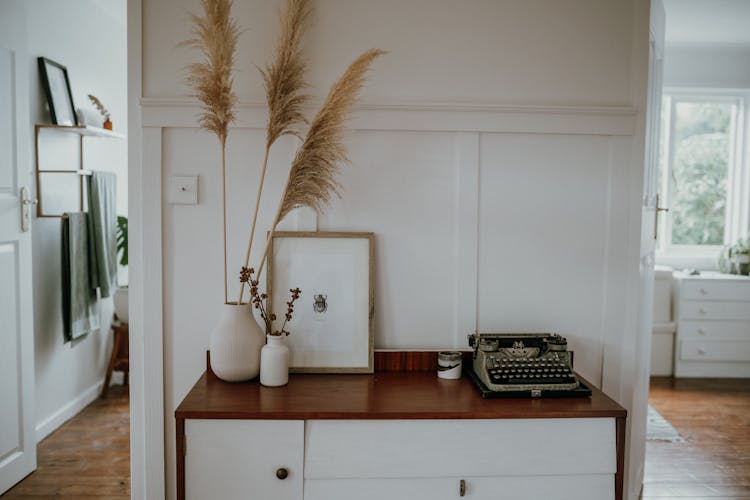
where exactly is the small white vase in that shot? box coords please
[209,303,265,382]
[260,334,289,387]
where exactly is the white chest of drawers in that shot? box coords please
[176,354,627,500]
[673,272,750,377]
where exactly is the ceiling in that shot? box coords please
[664,0,750,46]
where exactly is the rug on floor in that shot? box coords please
[647,405,685,442]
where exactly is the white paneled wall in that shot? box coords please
[138,2,651,499]
[477,133,628,384]
[154,106,639,500]
[319,130,458,348]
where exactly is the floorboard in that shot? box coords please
[3,385,130,499]
[641,378,750,499]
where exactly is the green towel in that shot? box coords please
[87,171,118,298]
[61,212,99,342]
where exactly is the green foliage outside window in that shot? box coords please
[669,101,732,246]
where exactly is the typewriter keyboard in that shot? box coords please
[487,359,577,385]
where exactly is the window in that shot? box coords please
[658,91,748,262]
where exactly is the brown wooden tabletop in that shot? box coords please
[175,370,626,421]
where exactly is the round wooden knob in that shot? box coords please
[276,467,289,480]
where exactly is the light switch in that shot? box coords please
[168,175,198,205]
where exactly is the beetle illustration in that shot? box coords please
[313,294,328,314]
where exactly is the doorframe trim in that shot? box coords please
[128,0,166,498]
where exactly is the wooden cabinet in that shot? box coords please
[176,353,626,500]
[674,272,750,377]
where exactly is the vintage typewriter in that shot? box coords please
[467,332,591,398]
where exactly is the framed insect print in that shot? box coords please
[266,231,374,373]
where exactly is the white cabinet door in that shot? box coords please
[185,420,303,500]
[305,474,614,500]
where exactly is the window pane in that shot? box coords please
[670,101,732,245]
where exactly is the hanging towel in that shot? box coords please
[61,212,100,342]
[87,171,118,298]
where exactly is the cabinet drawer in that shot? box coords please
[679,301,750,321]
[185,420,303,500]
[680,340,750,362]
[678,321,750,341]
[304,474,614,500]
[305,419,615,479]
[682,280,750,301]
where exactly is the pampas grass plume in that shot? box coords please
[181,0,239,142]
[278,48,386,220]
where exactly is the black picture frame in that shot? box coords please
[37,57,78,126]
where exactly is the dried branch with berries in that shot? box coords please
[240,266,300,336]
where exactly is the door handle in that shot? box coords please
[654,193,669,240]
[20,187,37,232]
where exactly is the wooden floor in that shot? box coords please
[641,378,750,499]
[3,385,130,499]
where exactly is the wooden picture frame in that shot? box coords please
[37,57,78,126]
[267,231,375,373]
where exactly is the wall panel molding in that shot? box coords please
[141,98,637,136]
[455,132,480,344]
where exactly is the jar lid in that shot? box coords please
[438,351,462,361]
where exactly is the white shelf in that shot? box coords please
[35,124,125,140]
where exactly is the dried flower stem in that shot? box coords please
[181,0,239,304]
[237,146,270,304]
[237,0,311,304]
[221,136,228,302]
[241,266,299,335]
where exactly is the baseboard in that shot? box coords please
[35,380,104,443]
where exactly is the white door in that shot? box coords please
[627,1,665,498]
[0,1,37,494]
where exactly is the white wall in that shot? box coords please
[664,44,750,89]
[139,1,649,498]
[28,0,127,440]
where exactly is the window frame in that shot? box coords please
[657,88,749,268]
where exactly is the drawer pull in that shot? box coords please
[276,467,289,480]
[697,348,707,355]
[698,328,706,335]
[699,288,708,295]
[699,307,707,314]
[460,479,466,497]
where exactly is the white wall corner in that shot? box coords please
[35,381,103,443]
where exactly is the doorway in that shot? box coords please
[644,0,750,498]
[0,0,129,496]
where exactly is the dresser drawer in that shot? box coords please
[678,321,750,341]
[679,301,750,321]
[305,474,614,500]
[304,419,616,479]
[681,280,750,301]
[680,340,750,362]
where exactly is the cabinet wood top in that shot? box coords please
[176,354,626,420]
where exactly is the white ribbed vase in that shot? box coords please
[260,334,289,387]
[209,303,265,382]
